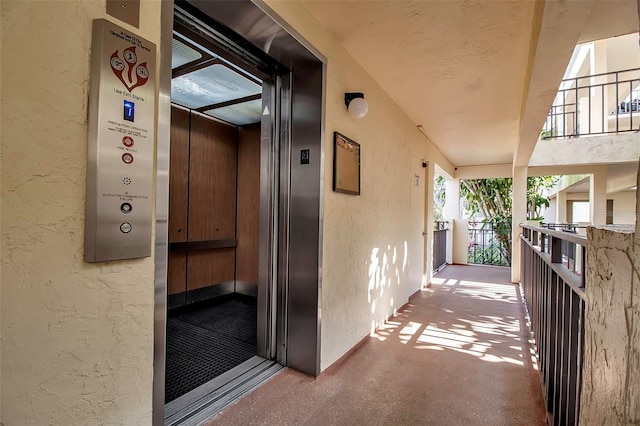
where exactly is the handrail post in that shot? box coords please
[601,83,605,133]
[630,80,634,127]
[551,235,563,264]
[580,245,586,287]
[575,80,579,136]
[615,71,619,132]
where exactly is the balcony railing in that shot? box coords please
[520,225,586,426]
[468,220,511,267]
[542,68,640,139]
[433,221,448,272]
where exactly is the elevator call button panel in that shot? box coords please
[84,19,156,262]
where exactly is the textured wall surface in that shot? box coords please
[0,1,160,424]
[264,0,454,370]
[582,222,639,423]
[611,191,637,225]
[529,133,640,167]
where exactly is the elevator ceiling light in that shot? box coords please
[345,92,368,119]
[204,99,263,126]
[170,32,263,126]
[171,38,203,69]
[171,64,261,109]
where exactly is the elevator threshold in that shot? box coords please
[165,356,283,425]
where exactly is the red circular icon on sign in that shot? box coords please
[122,153,134,164]
[122,136,134,148]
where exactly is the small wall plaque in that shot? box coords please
[333,132,361,195]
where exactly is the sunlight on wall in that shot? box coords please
[367,242,412,333]
[262,0,455,372]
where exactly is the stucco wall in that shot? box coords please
[263,0,454,370]
[581,224,639,424]
[601,32,640,74]
[611,190,637,224]
[529,133,640,167]
[0,1,160,424]
[452,219,469,265]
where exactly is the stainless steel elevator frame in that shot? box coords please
[153,1,326,424]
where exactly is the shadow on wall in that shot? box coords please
[367,241,410,333]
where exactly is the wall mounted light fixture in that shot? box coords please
[345,92,368,118]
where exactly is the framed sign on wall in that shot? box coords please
[333,132,361,195]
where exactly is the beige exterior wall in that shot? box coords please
[454,164,512,180]
[550,191,636,224]
[529,133,640,167]
[1,1,160,424]
[263,0,454,370]
[610,190,637,224]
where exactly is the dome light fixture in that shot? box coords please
[345,92,368,118]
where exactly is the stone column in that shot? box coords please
[580,164,640,424]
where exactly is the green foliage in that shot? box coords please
[468,238,510,267]
[527,176,557,220]
[433,174,446,221]
[460,176,557,265]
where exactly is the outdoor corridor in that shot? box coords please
[209,265,547,425]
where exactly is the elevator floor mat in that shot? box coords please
[165,296,257,403]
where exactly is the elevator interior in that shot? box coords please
[155,2,325,422]
[165,22,266,403]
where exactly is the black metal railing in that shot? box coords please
[521,225,586,426]
[542,68,640,139]
[468,221,511,266]
[433,221,448,272]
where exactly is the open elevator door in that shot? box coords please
[162,6,288,424]
[155,1,324,424]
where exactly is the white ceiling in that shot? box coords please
[302,0,639,168]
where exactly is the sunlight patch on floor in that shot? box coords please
[399,321,422,344]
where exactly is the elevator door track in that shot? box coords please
[165,356,283,425]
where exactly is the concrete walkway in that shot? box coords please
[209,265,547,425]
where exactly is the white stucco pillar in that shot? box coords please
[444,178,460,220]
[589,166,607,225]
[590,40,608,133]
[511,166,528,283]
[556,189,567,223]
[444,178,460,264]
[425,162,435,285]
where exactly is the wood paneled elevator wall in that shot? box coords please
[168,105,260,307]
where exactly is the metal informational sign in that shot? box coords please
[85,19,156,262]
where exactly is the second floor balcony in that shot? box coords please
[542,68,640,140]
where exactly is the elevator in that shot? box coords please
[164,11,280,410]
[154,1,326,424]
